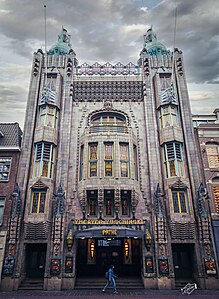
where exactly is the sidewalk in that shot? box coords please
[0,289,219,299]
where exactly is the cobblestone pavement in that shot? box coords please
[0,289,219,299]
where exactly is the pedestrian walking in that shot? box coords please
[102,265,118,294]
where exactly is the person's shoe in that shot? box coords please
[113,291,118,294]
[102,289,106,293]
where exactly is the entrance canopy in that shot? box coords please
[75,227,144,239]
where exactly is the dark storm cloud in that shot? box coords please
[0,0,218,127]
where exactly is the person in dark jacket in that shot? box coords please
[102,265,118,294]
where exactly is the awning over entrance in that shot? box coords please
[75,227,144,239]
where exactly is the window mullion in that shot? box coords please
[40,142,44,176]
[177,192,181,213]
[48,144,52,178]
[37,192,40,213]
[164,144,170,177]
[174,142,179,176]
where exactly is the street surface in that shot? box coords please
[0,289,219,299]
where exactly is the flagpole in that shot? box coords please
[44,4,47,86]
[171,6,177,83]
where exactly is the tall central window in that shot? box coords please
[89,143,98,177]
[120,143,129,177]
[104,142,113,176]
[34,142,55,178]
[30,189,47,214]
[172,190,189,214]
[163,142,184,178]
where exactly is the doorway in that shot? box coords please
[76,238,141,277]
[172,243,194,280]
[26,243,47,278]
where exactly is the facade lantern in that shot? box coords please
[145,230,152,251]
[66,229,73,251]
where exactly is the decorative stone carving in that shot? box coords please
[153,184,164,217]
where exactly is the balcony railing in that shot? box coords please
[89,125,128,134]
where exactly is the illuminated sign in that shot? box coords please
[102,229,117,236]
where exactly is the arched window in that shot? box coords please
[90,112,127,133]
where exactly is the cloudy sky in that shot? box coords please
[0,0,219,128]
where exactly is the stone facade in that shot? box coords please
[1,28,218,291]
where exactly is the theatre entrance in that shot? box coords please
[76,238,141,277]
[25,243,47,278]
[172,243,194,280]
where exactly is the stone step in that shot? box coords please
[75,277,144,289]
[19,279,44,290]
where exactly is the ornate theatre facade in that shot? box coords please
[1,28,218,291]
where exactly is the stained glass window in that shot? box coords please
[121,190,131,216]
[90,112,127,133]
[89,143,98,177]
[120,143,129,177]
[172,190,189,214]
[104,143,113,176]
[79,145,84,181]
[87,190,98,216]
[31,190,46,214]
[33,142,55,178]
[163,142,184,178]
[133,145,138,181]
[104,190,114,216]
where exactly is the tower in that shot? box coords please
[1,27,218,291]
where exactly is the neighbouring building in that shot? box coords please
[0,123,22,283]
[193,109,219,273]
[1,27,218,291]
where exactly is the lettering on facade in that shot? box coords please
[102,229,117,236]
[72,219,145,225]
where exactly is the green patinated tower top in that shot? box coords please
[143,27,170,56]
[48,27,72,55]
